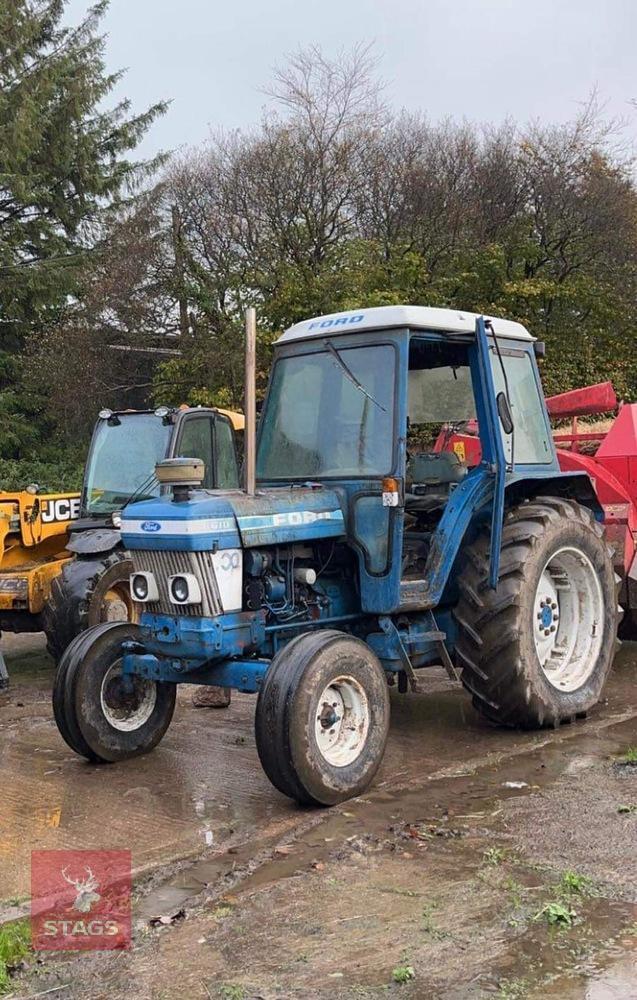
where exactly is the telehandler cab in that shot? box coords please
[53,307,619,805]
[44,405,243,660]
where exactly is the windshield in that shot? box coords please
[408,366,476,423]
[257,344,395,479]
[84,414,171,515]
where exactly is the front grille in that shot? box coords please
[130,549,223,617]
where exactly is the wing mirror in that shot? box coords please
[496,392,514,435]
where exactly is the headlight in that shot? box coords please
[111,511,123,529]
[130,572,159,602]
[168,573,202,605]
[0,576,28,594]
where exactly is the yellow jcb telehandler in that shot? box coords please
[0,487,80,686]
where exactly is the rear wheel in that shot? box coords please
[52,621,176,762]
[255,630,390,806]
[44,549,136,662]
[454,497,619,728]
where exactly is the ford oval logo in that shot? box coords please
[141,521,161,533]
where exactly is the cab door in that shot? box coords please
[173,411,240,489]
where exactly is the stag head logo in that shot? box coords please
[61,866,101,913]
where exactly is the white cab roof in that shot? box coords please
[278,305,534,344]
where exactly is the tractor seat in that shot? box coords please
[405,451,467,513]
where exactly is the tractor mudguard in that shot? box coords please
[504,472,603,521]
[66,528,122,555]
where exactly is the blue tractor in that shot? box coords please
[53,306,619,805]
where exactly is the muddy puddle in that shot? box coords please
[110,727,636,999]
[3,637,637,998]
[538,955,637,999]
[135,709,637,919]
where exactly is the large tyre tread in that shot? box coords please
[43,549,131,662]
[454,497,619,729]
[255,630,390,807]
[256,631,341,806]
[52,622,175,764]
[52,622,132,761]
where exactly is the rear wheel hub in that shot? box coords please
[533,546,604,692]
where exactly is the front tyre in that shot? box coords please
[52,621,176,762]
[255,630,390,806]
[454,498,618,729]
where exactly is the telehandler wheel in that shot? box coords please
[52,621,176,763]
[454,497,619,729]
[43,549,136,662]
[255,630,390,807]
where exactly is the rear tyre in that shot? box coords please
[255,630,390,806]
[454,497,619,729]
[43,549,135,662]
[52,621,176,762]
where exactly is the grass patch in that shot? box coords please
[0,920,30,994]
[483,846,506,866]
[534,900,576,928]
[616,746,637,765]
[556,869,594,897]
[503,876,524,906]
[421,901,449,941]
[218,986,246,1000]
[496,977,529,999]
[392,965,415,984]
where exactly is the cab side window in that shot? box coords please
[177,417,214,488]
[214,418,240,489]
[491,352,552,464]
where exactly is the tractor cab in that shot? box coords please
[259,306,560,613]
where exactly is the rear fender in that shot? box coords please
[66,528,122,556]
[504,473,603,521]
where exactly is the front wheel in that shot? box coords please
[454,497,619,728]
[255,630,390,806]
[52,621,176,762]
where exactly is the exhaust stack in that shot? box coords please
[244,307,257,496]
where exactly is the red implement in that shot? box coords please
[433,382,637,604]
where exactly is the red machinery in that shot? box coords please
[434,380,637,623]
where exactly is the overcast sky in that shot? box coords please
[66,0,637,158]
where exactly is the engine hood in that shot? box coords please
[121,486,346,551]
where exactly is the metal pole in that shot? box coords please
[244,307,257,496]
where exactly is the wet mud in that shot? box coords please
[1,635,637,998]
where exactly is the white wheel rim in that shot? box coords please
[533,546,604,693]
[100,660,157,732]
[314,675,370,767]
